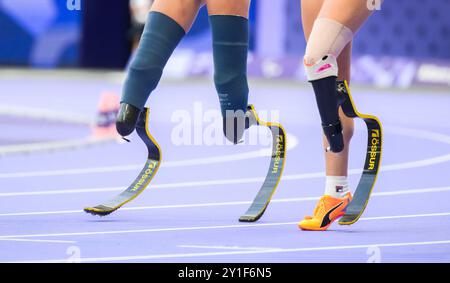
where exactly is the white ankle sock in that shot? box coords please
[325,176,349,198]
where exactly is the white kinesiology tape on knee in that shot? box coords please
[304,18,353,81]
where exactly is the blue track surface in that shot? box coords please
[1,73,449,263]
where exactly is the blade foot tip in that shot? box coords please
[338,216,358,225]
[83,207,114,216]
[239,215,260,222]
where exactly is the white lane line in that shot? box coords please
[0,187,123,197]
[0,238,76,244]
[0,164,143,179]
[1,186,449,217]
[0,221,296,239]
[0,138,115,156]
[2,174,288,196]
[0,211,449,240]
[0,154,450,192]
[0,104,93,125]
[3,179,450,198]
[9,239,450,263]
[379,153,450,172]
[389,126,450,144]
[178,245,277,251]
[0,128,449,196]
[1,125,449,180]
[0,134,298,179]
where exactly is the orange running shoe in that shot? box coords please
[298,192,352,231]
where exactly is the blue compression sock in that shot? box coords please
[121,11,185,110]
[210,15,249,143]
[116,12,185,136]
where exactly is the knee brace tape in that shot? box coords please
[304,18,353,81]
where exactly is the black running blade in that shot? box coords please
[238,105,286,222]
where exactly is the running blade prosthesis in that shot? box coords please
[84,108,161,216]
[336,81,383,225]
[239,105,287,222]
[84,105,286,222]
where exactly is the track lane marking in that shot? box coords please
[178,245,277,251]
[0,211,449,239]
[0,238,76,244]
[1,125,449,179]
[8,239,450,263]
[0,134,298,179]
[1,186,449,217]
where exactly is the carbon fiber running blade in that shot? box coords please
[336,81,382,225]
[239,105,287,222]
[84,108,161,216]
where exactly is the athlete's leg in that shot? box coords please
[205,1,286,222]
[299,0,375,231]
[318,0,376,32]
[303,0,353,175]
[303,0,374,154]
[324,46,354,176]
[302,0,354,177]
[117,0,204,136]
[311,0,374,173]
[206,0,250,143]
[206,0,249,16]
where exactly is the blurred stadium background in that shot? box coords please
[0,0,449,153]
[0,0,449,87]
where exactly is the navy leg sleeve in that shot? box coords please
[117,12,185,136]
[210,15,249,143]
